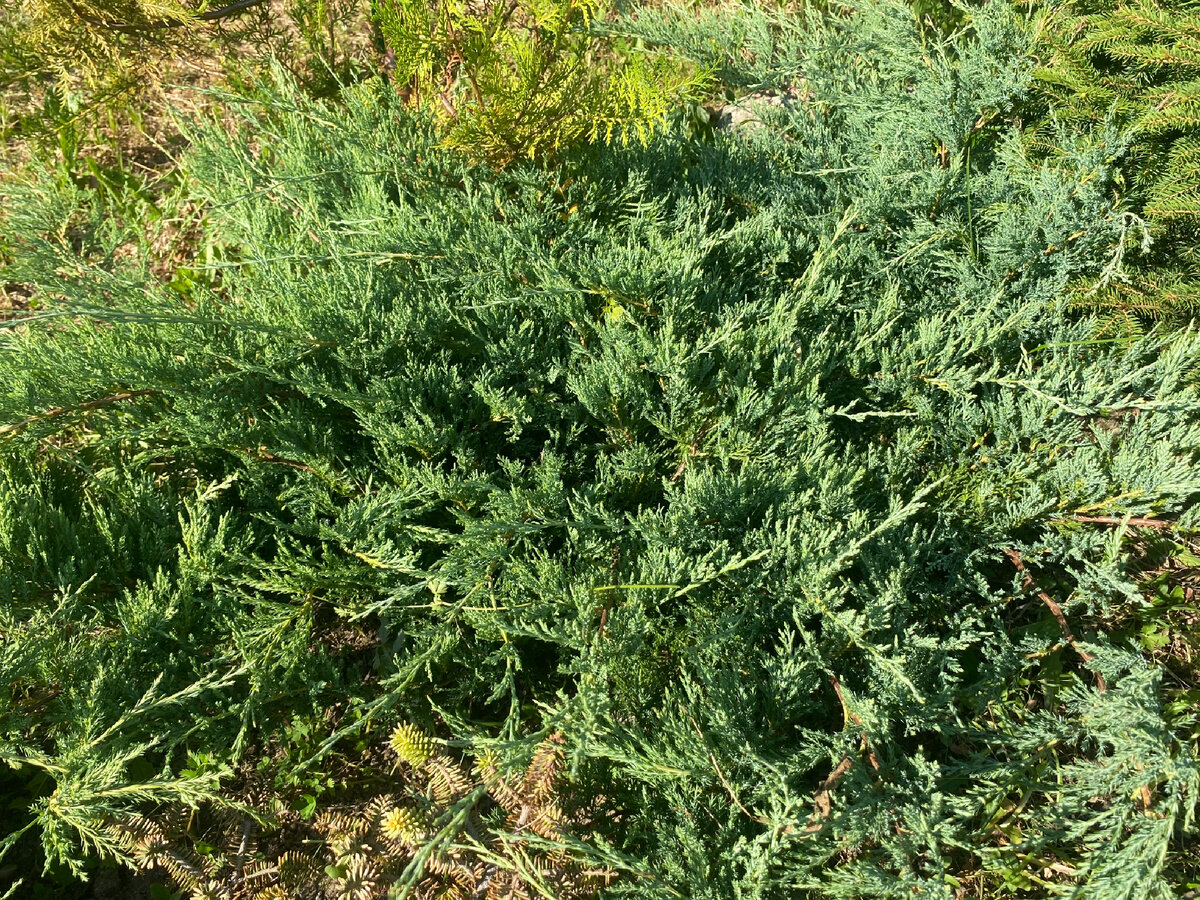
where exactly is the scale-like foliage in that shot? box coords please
[1028,0,1200,328]
[372,0,706,161]
[1,1,1198,897]
[10,0,246,94]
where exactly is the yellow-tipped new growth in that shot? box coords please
[388,722,435,767]
[472,746,501,776]
[380,805,424,844]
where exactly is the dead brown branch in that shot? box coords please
[809,674,882,827]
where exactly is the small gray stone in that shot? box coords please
[706,89,800,131]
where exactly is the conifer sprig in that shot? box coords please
[1,2,1198,896]
[1029,0,1200,328]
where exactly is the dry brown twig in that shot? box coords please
[810,674,882,827]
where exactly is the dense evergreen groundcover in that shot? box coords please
[1,1,1199,896]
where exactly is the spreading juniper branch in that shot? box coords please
[1,2,1198,897]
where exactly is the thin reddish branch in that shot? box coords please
[829,673,882,771]
[1067,514,1176,530]
[0,390,158,436]
[254,448,317,475]
[671,418,714,482]
[810,674,887,825]
[1004,548,1106,692]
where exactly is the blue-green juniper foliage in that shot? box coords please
[1,1,1198,896]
